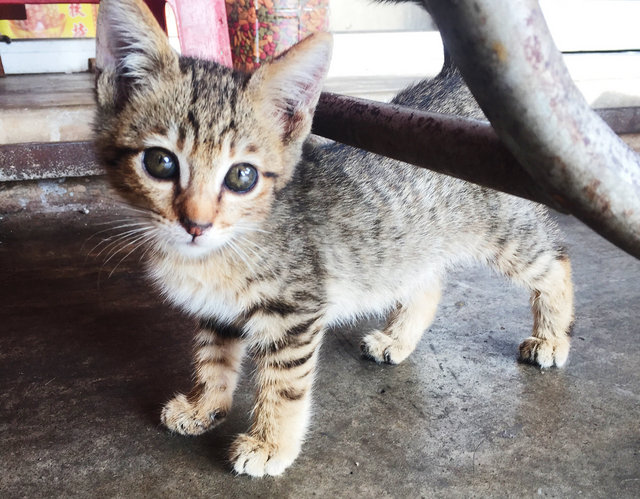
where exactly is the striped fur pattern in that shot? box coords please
[94,0,574,477]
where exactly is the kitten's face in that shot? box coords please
[94,0,331,259]
[97,62,290,259]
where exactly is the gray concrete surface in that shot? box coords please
[0,177,638,498]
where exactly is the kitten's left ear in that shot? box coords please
[95,0,179,107]
[249,33,333,143]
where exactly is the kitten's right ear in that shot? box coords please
[95,0,179,108]
[248,33,333,144]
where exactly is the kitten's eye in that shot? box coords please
[224,163,258,193]
[143,148,179,180]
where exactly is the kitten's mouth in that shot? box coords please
[186,233,214,248]
[183,235,209,249]
[171,232,226,259]
[160,224,230,259]
[174,240,214,259]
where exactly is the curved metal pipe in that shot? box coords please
[427,0,640,258]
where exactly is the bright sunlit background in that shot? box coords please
[1,0,639,106]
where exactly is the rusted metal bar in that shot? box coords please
[425,0,640,258]
[313,95,640,211]
[2,102,639,201]
[313,92,560,209]
[0,141,101,181]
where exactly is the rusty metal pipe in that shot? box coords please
[2,102,639,215]
[425,0,640,258]
[312,92,562,210]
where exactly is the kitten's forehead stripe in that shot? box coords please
[187,110,200,142]
[218,121,238,146]
[189,65,200,106]
[176,56,246,149]
[177,125,187,151]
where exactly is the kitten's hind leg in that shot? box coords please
[161,320,246,436]
[361,282,442,365]
[493,242,574,368]
[520,254,574,368]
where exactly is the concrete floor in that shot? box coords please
[0,177,638,498]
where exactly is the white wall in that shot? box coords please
[330,0,435,32]
[2,1,640,76]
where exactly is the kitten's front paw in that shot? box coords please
[230,433,299,477]
[519,336,570,368]
[161,393,226,436]
[360,330,410,365]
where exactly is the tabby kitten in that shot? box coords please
[94,0,574,477]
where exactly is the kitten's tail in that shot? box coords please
[390,50,484,120]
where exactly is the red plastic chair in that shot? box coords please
[0,0,232,66]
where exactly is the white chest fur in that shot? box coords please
[147,255,246,323]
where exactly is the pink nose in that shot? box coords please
[180,218,212,238]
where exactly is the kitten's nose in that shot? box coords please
[180,217,212,238]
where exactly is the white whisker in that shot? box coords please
[235,235,280,278]
[138,237,158,262]
[92,227,152,257]
[89,222,151,235]
[91,234,132,258]
[83,221,151,251]
[227,240,257,274]
[112,204,155,216]
[237,240,263,260]
[235,224,271,235]
[92,217,152,227]
[92,225,150,244]
[108,237,151,278]
[103,232,149,267]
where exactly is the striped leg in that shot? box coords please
[161,319,246,435]
[230,317,323,477]
[492,240,574,368]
